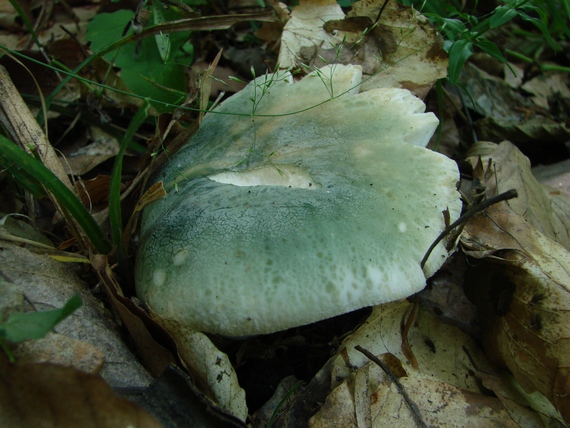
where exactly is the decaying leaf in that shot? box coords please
[312,296,563,426]
[277,0,346,70]
[310,355,527,427]
[89,252,176,378]
[347,0,448,97]
[330,300,494,393]
[521,73,570,111]
[460,64,570,148]
[62,127,120,176]
[0,358,161,428]
[467,141,570,250]
[279,0,447,98]
[461,141,570,423]
[148,314,248,422]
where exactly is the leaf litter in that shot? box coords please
[1,0,570,426]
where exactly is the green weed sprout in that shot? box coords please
[399,0,564,84]
[0,295,82,362]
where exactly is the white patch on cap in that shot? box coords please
[173,248,188,266]
[153,270,166,287]
[208,165,320,189]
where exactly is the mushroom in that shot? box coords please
[135,65,461,336]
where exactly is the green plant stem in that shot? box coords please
[8,0,42,48]
[505,49,570,72]
[0,135,113,254]
[109,100,150,263]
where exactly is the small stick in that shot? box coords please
[355,345,427,428]
[421,189,518,269]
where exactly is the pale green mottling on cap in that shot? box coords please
[135,65,461,336]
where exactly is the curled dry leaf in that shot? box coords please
[323,299,555,425]
[147,314,248,422]
[460,64,570,147]
[461,140,570,423]
[467,141,570,250]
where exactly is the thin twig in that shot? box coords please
[374,0,390,25]
[355,345,427,428]
[420,188,518,269]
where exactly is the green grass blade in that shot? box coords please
[8,0,42,48]
[109,100,150,259]
[0,135,113,254]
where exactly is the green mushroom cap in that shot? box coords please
[135,65,461,336]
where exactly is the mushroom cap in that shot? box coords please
[135,65,461,336]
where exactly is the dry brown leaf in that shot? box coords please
[278,0,346,70]
[62,127,120,176]
[198,49,223,124]
[311,353,525,428]
[467,141,570,250]
[331,301,494,394]
[75,174,112,207]
[147,314,248,422]
[462,141,570,423]
[0,358,161,428]
[90,253,176,378]
[347,0,448,97]
[521,73,570,110]
[320,297,560,425]
[280,0,447,98]
[124,181,168,246]
[460,64,570,146]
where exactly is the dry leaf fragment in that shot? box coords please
[280,0,447,98]
[467,141,570,251]
[462,215,570,424]
[147,315,248,422]
[460,65,570,148]
[462,141,570,423]
[347,0,448,97]
[0,359,161,428]
[311,354,520,428]
[330,300,494,394]
[277,0,346,70]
